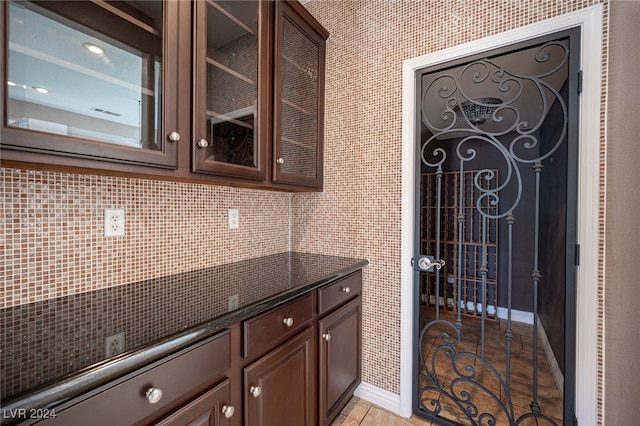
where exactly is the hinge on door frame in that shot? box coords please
[574,244,580,266]
[577,70,583,94]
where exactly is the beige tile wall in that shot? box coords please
[604,2,639,425]
[297,0,606,409]
[1,168,291,308]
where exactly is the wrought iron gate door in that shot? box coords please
[413,29,580,426]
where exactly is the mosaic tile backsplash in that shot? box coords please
[1,0,607,420]
[1,168,291,309]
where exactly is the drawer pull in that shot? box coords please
[249,385,262,398]
[145,387,163,404]
[341,286,351,294]
[168,131,180,142]
[283,317,294,327]
[197,139,209,148]
[221,404,235,418]
[276,157,285,165]
[322,332,331,342]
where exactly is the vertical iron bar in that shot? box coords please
[456,164,465,328]
[506,213,515,397]
[531,162,543,414]
[435,166,443,319]
[480,213,488,358]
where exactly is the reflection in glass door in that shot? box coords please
[6,0,163,150]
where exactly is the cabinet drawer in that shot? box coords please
[46,331,231,426]
[243,294,313,359]
[318,271,362,315]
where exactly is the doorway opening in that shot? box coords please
[412,28,580,425]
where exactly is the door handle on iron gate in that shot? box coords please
[414,256,445,271]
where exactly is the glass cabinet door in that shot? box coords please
[192,0,269,181]
[1,0,180,168]
[272,1,327,189]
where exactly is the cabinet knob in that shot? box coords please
[341,286,351,294]
[276,157,285,165]
[249,386,262,398]
[221,404,235,419]
[323,332,331,342]
[197,139,209,148]
[283,317,294,327]
[168,131,180,142]
[145,387,163,404]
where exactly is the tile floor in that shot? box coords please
[330,397,433,426]
[332,307,563,425]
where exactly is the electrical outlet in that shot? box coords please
[104,209,125,237]
[228,209,239,229]
[228,294,239,311]
[105,332,125,358]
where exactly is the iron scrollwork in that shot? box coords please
[418,40,569,425]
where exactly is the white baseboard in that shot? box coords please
[496,307,534,324]
[354,382,402,416]
[537,321,564,394]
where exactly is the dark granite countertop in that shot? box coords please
[0,252,368,416]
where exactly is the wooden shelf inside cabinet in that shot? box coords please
[207,57,254,85]
[282,98,313,116]
[207,107,255,130]
[206,0,255,35]
[280,136,314,150]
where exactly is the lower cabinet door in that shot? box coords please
[155,378,234,426]
[244,326,315,426]
[318,297,362,426]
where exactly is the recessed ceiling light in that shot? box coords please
[32,86,50,94]
[83,42,105,56]
[7,81,16,87]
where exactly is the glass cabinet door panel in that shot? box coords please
[3,0,176,166]
[280,18,318,178]
[273,2,326,189]
[193,0,268,180]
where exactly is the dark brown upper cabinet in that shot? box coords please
[1,0,328,191]
[192,0,271,181]
[272,0,328,190]
[0,0,184,169]
[193,0,328,190]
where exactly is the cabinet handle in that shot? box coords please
[283,317,294,327]
[323,332,331,342]
[249,386,262,398]
[197,139,209,148]
[145,387,163,404]
[341,286,351,294]
[276,157,285,165]
[168,131,180,142]
[221,404,235,419]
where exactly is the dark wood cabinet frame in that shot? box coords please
[0,0,328,192]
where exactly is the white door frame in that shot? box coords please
[400,5,603,424]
